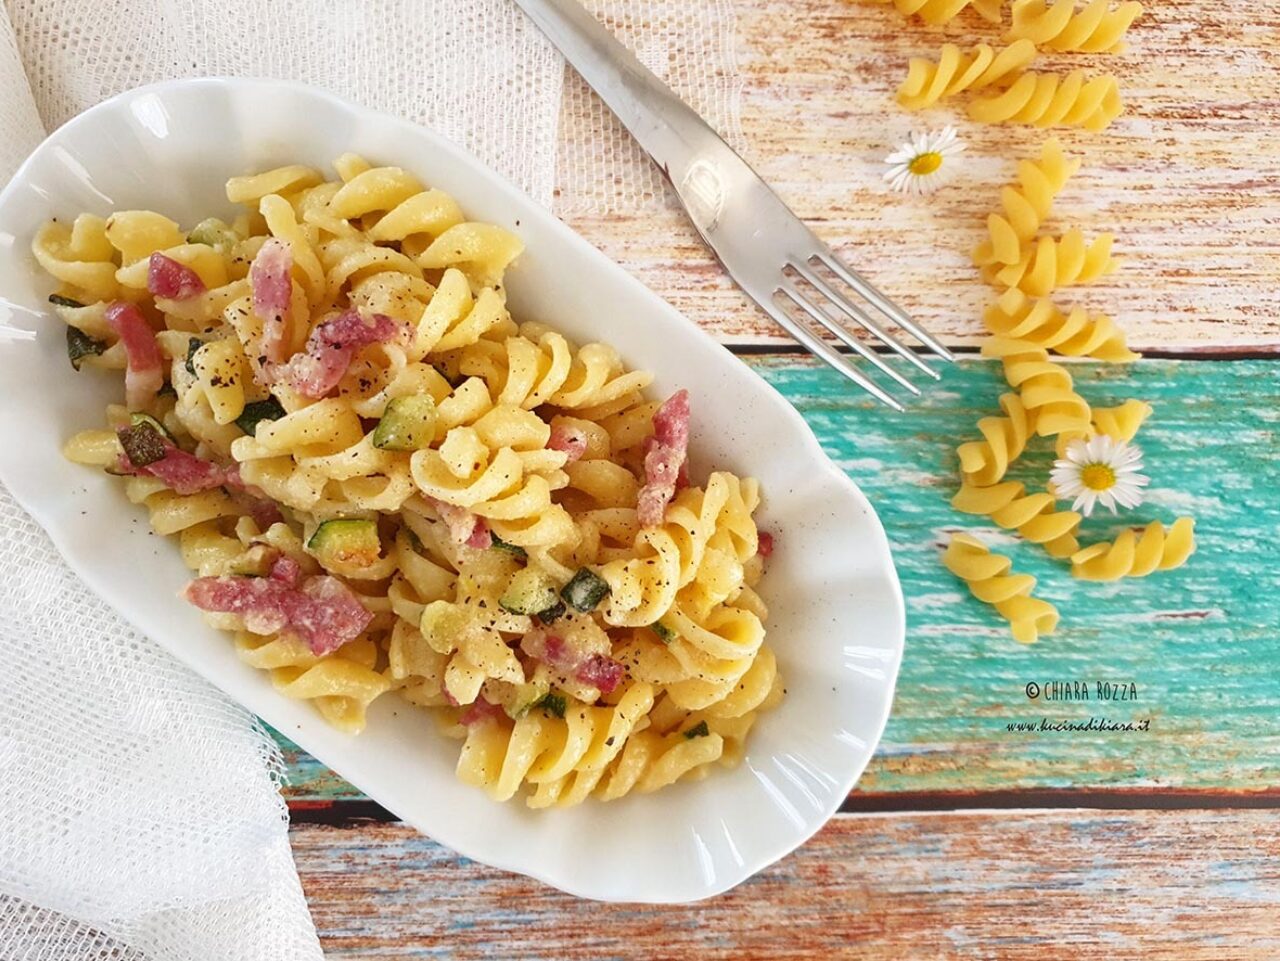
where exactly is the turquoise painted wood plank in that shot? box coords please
[273,357,1280,800]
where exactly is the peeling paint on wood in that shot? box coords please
[557,0,1280,352]
[273,357,1280,800]
[291,811,1280,959]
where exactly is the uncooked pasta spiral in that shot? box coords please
[956,392,1037,488]
[973,138,1079,268]
[968,69,1124,132]
[868,0,1004,25]
[942,533,1059,643]
[952,481,1082,558]
[982,338,1092,437]
[898,40,1036,110]
[1070,518,1196,581]
[1007,0,1144,54]
[983,288,1138,362]
[1054,399,1152,457]
[983,230,1121,297]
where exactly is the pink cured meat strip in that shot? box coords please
[137,448,229,495]
[520,630,626,695]
[429,497,492,550]
[271,309,399,399]
[547,424,588,464]
[758,531,775,558]
[104,302,164,410]
[250,238,294,364]
[184,572,372,656]
[147,253,206,300]
[636,389,691,528]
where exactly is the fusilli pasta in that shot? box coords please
[1070,518,1196,581]
[1007,0,1144,54]
[968,69,1124,132]
[898,40,1036,110]
[943,533,1059,643]
[38,155,779,807]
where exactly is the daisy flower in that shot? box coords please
[883,126,965,195]
[1050,435,1150,517]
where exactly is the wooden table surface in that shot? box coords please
[281,1,1280,956]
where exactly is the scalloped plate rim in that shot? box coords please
[0,77,905,903]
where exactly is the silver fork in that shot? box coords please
[512,0,955,411]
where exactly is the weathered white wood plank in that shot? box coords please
[292,810,1280,959]
[558,0,1280,352]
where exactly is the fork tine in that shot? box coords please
[767,289,904,411]
[790,261,939,381]
[780,280,921,395]
[814,252,957,362]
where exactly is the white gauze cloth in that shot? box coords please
[0,1,740,959]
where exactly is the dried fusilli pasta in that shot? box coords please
[1070,518,1196,581]
[1007,0,1144,54]
[898,40,1036,110]
[983,288,1138,362]
[943,533,1059,643]
[973,138,1079,268]
[968,69,1124,132]
[952,481,1082,558]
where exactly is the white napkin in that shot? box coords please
[0,1,740,958]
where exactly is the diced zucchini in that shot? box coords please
[490,533,527,559]
[187,218,238,250]
[235,397,286,436]
[535,692,567,719]
[536,600,566,624]
[683,720,710,740]
[505,678,553,720]
[184,337,204,375]
[117,420,168,467]
[650,620,676,643]
[130,412,174,441]
[49,294,86,309]
[66,326,106,371]
[561,568,610,613]
[307,518,381,571]
[499,568,560,616]
[371,395,438,451]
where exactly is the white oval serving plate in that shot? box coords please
[0,78,904,903]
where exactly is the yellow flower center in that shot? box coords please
[908,151,943,175]
[1080,463,1116,491]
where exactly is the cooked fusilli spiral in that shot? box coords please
[973,138,1079,268]
[1007,0,1144,54]
[41,153,781,808]
[943,533,1059,643]
[968,69,1124,132]
[1070,518,1196,581]
[898,40,1036,110]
